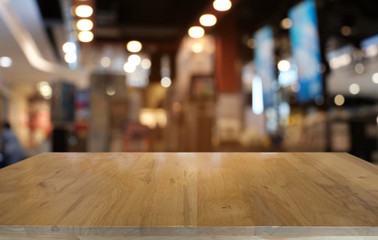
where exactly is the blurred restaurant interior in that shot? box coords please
[0,0,377,164]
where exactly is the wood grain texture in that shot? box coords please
[0,152,377,238]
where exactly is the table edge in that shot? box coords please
[0,226,377,237]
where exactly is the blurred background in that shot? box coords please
[0,0,377,164]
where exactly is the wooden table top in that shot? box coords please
[0,152,377,237]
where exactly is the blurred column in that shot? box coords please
[214,12,239,92]
[213,12,243,151]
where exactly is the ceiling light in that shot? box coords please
[62,42,76,53]
[349,83,360,95]
[199,14,217,27]
[277,60,291,72]
[192,43,203,53]
[141,59,151,69]
[161,77,172,88]
[334,94,345,106]
[123,62,136,73]
[128,54,141,65]
[64,53,77,63]
[280,18,292,29]
[0,56,12,68]
[372,73,378,84]
[75,5,93,18]
[126,41,142,53]
[188,26,204,38]
[213,0,232,11]
[78,31,94,42]
[76,19,93,31]
[100,56,111,67]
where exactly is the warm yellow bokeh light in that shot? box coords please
[334,94,345,106]
[128,54,141,66]
[161,77,172,88]
[349,83,361,95]
[192,43,203,53]
[37,81,52,99]
[64,53,77,63]
[123,62,136,73]
[278,60,290,72]
[62,42,76,53]
[100,56,111,67]
[75,5,93,18]
[349,83,360,95]
[141,59,151,69]
[78,31,94,42]
[188,26,204,38]
[213,0,232,11]
[199,14,217,27]
[76,19,93,31]
[372,73,378,84]
[281,18,292,29]
[126,41,142,53]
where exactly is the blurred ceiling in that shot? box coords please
[0,0,55,86]
[0,0,378,98]
[37,0,213,49]
[94,0,212,42]
[34,0,378,57]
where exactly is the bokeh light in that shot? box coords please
[278,60,291,71]
[349,83,360,95]
[280,18,292,29]
[75,5,93,18]
[192,43,203,53]
[78,31,94,42]
[128,54,141,66]
[62,42,76,53]
[213,0,232,11]
[123,62,136,73]
[161,77,172,88]
[371,73,378,84]
[188,26,204,38]
[76,19,93,31]
[141,59,151,69]
[199,14,217,27]
[126,41,142,53]
[0,56,12,68]
[37,81,52,99]
[64,53,77,63]
[100,57,111,67]
[334,94,345,106]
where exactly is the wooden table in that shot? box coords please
[0,152,377,239]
